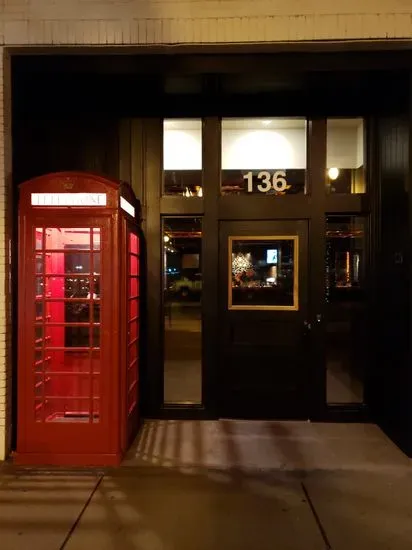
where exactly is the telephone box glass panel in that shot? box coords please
[34,227,101,423]
[127,229,140,421]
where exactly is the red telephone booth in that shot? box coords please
[16,172,141,466]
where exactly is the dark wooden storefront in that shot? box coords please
[10,48,412,455]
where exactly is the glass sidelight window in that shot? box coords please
[229,237,298,310]
[221,118,307,196]
[163,217,202,404]
[163,119,202,197]
[325,216,367,404]
[327,118,365,194]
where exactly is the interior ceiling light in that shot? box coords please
[163,235,170,243]
[328,167,340,180]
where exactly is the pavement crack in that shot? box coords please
[59,474,104,550]
[301,482,332,550]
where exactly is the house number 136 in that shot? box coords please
[243,171,289,193]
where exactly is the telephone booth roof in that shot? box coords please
[19,171,140,220]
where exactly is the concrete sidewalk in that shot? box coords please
[1,421,412,550]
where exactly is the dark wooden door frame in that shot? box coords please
[134,116,368,420]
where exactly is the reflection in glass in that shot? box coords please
[230,237,298,310]
[35,254,43,274]
[43,228,96,250]
[327,119,365,194]
[221,118,307,195]
[163,119,202,197]
[326,216,366,404]
[65,327,90,348]
[163,217,202,404]
[35,229,43,250]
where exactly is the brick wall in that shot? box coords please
[1,1,412,45]
[0,47,12,461]
[0,0,412,459]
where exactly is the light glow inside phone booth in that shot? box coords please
[16,172,141,466]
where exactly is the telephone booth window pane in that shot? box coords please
[129,319,138,341]
[127,360,137,387]
[92,303,100,322]
[44,228,94,250]
[92,276,101,297]
[44,399,91,423]
[64,277,91,299]
[34,373,43,397]
[93,229,101,250]
[35,229,43,250]
[65,327,91,348]
[35,254,43,274]
[34,349,43,368]
[126,230,140,421]
[42,276,92,299]
[35,399,44,422]
[64,302,90,323]
[35,302,44,320]
[35,277,44,297]
[62,253,91,275]
[129,298,138,320]
[130,255,139,276]
[129,340,138,363]
[42,350,89,374]
[93,398,100,423]
[42,302,65,325]
[129,232,139,255]
[130,277,139,297]
[92,327,100,348]
[32,226,101,424]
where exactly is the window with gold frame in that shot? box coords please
[229,236,299,310]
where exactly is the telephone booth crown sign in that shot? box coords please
[17,172,141,466]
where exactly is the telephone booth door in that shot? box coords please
[19,218,115,462]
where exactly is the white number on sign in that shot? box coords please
[273,170,288,192]
[257,171,272,193]
[244,171,253,193]
[243,171,289,193]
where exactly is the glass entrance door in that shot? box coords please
[218,220,309,419]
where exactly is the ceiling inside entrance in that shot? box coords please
[11,53,409,119]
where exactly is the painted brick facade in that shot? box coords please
[1,2,412,45]
[0,46,12,461]
[0,0,412,459]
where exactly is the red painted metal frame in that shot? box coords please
[16,172,141,466]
